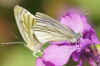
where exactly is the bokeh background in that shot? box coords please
[0,0,100,66]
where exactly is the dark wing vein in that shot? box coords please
[34,12,81,42]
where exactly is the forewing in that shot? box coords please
[33,12,81,43]
[33,24,68,43]
[14,5,40,51]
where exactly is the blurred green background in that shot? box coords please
[0,0,100,66]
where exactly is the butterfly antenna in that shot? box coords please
[0,41,25,45]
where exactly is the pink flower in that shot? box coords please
[36,45,77,66]
[36,11,100,66]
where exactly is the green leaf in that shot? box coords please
[96,44,100,53]
[40,42,50,51]
[33,42,50,58]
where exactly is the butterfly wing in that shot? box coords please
[14,5,40,51]
[14,5,81,51]
[33,12,81,43]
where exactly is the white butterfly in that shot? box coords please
[14,5,81,52]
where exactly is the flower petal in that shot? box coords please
[49,41,68,45]
[88,58,96,66]
[60,11,84,33]
[72,50,81,62]
[36,58,45,66]
[36,58,55,66]
[90,29,100,44]
[77,59,83,66]
[42,45,77,66]
[79,38,91,49]
[83,28,100,44]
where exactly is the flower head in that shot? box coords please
[35,11,100,66]
[60,11,100,66]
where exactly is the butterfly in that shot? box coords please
[14,5,81,53]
